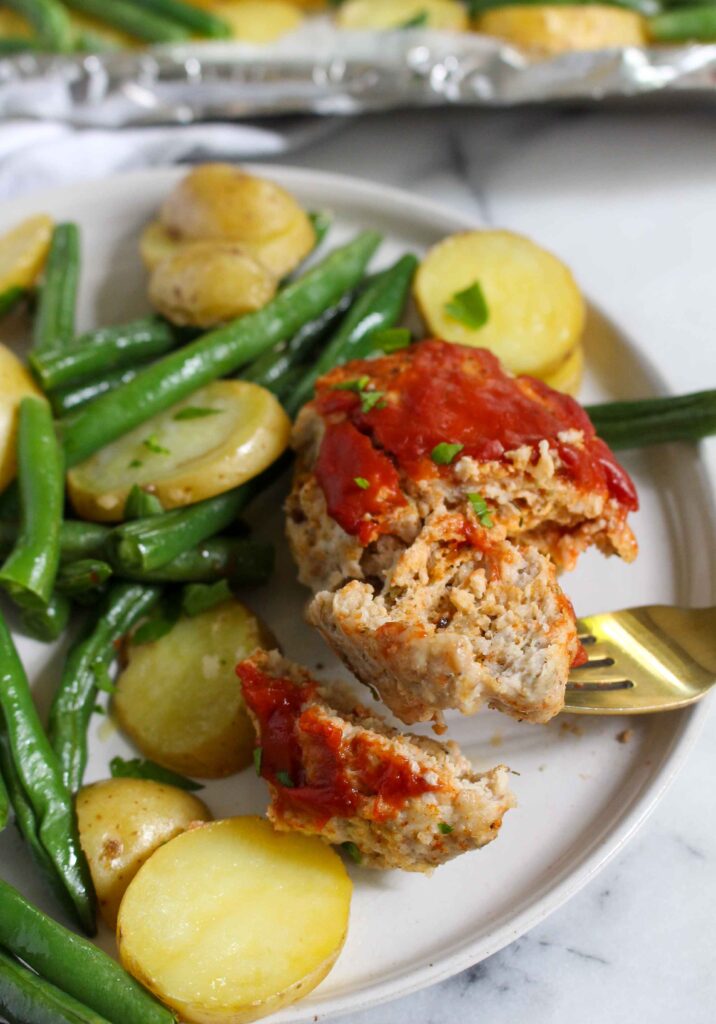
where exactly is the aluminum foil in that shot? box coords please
[1,20,716,127]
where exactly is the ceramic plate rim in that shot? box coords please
[0,165,712,1023]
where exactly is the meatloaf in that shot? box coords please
[237,650,516,872]
[287,340,638,727]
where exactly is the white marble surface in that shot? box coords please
[261,106,716,1024]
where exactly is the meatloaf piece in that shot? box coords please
[237,650,516,872]
[287,340,638,727]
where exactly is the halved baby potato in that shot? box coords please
[474,5,647,54]
[139,219,182,272]
[113,598,272,778]
[541,342,584,396]
[0,214,53,294]
[414,229,585,378]
[337,0,468,30]
[117,817,352,1024]
[76,778,211,929]
[189,0,305,42]
[66,380,290,522]
[149,241,278,328]
[0,344,43,492]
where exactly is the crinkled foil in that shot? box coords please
[1,21,716,126]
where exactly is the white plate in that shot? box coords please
[1,167,714,1024]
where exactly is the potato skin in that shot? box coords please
[0,344,43,492]
[414,229,585,378]
[114,599,273,778]
[76,778,210,929]
[190,0,305,42]
[542,343,584,396]
[139,219,183,272]
[337,0,468,30]
[474,5,647,53]
[117,817,351,1024]
[149,241,277,328]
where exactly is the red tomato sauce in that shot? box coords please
[313,340,638,541]
[238,660,436,826]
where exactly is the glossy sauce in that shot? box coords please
[313,340,638,542]
[238,661,435,826]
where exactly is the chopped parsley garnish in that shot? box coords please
[401,10,428,27]
[342,841,363,864]
[332,376,370,394]
[173,406,221,420]
[467,492,494,528]
[354,476,370,490]
[253,747,263,776]
[143,433,170,455]
[276,770,294,788]
[359,390,386,414]
[128,458,143,469]
[444,281,489,330]
[431,442,464,465]
[370,327,411,353]
[438,822,454,835]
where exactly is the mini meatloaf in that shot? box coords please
[237,650,516,872]
[287,340,638,727]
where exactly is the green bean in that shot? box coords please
[31,316,178,391]
[48,583,161,793]
[55,559,113,601]
[0,0,73,50]
[50,366,143,416]
[242,292,353,395]
[0,519,110,563]
[0,879,176,1024]
[19,592,71,642]
[0,483,19,519]
[0,757,7,831]
[0,397,63,611]
[123,0,230,36]
[32,224,80,353]
[0,949,112,1024]
[0,36,38,53]
[181,578,232,617]
[586,388,716,449]
[110,755,202,791]
[470,0,655,13]
[63,0,191,41]
[0,612,95,932]
[108,457,285,572]
[309,210,332,248]
[648,6,716,39]
[0,285,28,316]
[349,325,412,359]
[287,253,418,417]
[124,537,274,585]
[60,232,381,467]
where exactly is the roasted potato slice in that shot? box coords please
[0,214,53,294]
[474,5,647,53]
[118,817,352,1024]
[114,599,272,778]
[337,0,468,30]
[0,344,43,492]
[189,0,304,42]
[76,778,210,929]
[414,229,585,378]
[542,343,584,396]
[148,241,277,328]
[67,380,290,522]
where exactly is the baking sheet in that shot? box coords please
[1,21,716,126]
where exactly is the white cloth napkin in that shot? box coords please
[0,117,336,199]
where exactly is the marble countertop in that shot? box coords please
[267,105,715,1024]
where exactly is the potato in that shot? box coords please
[160,164,316,277]
[114,599,272,778]
[67,380,290,521]
[474,5,647,54]
[542,343,584,396]
[0,10,32,37]
[118,817,352,1024]
[414,230,585,378]
[189,0,304,42]
[0,214,53,294]
[139,219,183,272]
[337,0,468,30]
[149,241,277,328]
[0,344,43,493]
[68,10,137,48]
[76,778,210,929]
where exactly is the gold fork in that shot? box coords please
[564,605,716,714]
